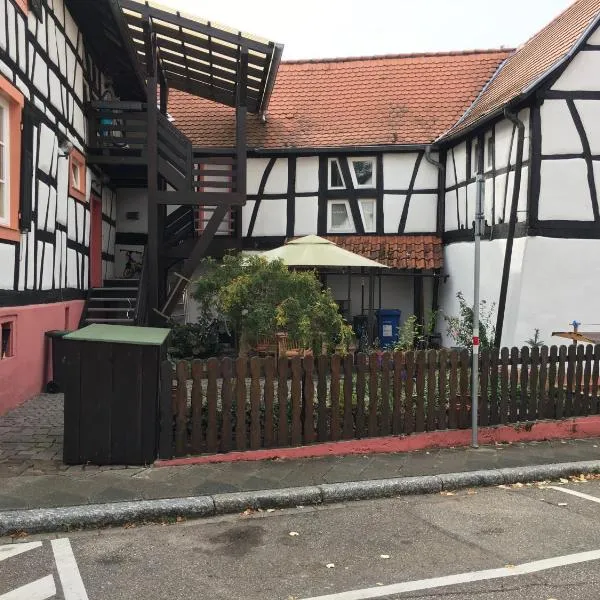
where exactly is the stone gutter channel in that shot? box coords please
[2,460,600,536]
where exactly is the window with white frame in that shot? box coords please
[350,157,375,188]
[487,136,494,168]
[471,140,479,177]
[329,158,345,189]
[359,198,376,232]
[0,96,8,226]
[328,200,353,232]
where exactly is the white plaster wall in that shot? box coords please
[414,154,439,189]
[574,100,600,153]
[538,159,593,220]
[264,159,288,195]
[0,244,15,289]
[403,195,437,233]
[540,100,583,155]
[296,157,319,193]
[116,188,148,233]
[383,195,406,234]
[514,237,600,347]
[253,200,287,236]
[294,196,318,236]
[552,50,600,91]
[383,153,420,189]
[37,242,54,290]
[438,239,521,346]
[247,158,270,196]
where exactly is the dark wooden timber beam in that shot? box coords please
[236,48,248,197]
[160,204,230,317]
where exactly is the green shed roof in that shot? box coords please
[64,324,171,346]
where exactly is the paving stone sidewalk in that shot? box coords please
[1,394,600,512]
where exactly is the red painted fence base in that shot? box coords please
[155,415,600,467]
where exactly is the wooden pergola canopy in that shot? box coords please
[120,0,284,114]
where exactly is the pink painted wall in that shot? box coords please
[0,300,84,415]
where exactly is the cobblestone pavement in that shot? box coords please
[0,394,64,475]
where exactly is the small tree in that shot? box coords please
[444,291,496,349]
[192,253,353,353]
[526,328,544,349]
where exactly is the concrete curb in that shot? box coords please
[2,460,600,536]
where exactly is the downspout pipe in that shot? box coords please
[494,107,526,347]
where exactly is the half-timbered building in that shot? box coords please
[2,0,600,411]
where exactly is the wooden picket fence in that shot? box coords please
[158,344,600,459]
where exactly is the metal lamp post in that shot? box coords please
[472,146,485,448]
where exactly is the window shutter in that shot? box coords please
[19,105,34,232]
[29,0,44,22]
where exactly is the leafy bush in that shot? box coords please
[192,253,353,353]
[168,317,224,359]
[444,291,496,349]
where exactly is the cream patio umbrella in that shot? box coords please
[262,235,388,346]
[261,235,388,269]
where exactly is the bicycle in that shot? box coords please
[121,249,143,279]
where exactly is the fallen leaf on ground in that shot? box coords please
[441,491,456,496]
[289,531,300,537]
[498,484,510,489]
[123,523,136,529]
[326,563,335,569]
[10,531,28,539]
[266,509,276,513]
[176,516,185,523]
[241,508,255,516]
[467,489,477,495]
[380,554,391,559]
[512,482,524,488]
[558,503,568,507]
[505,564,515,569]
[559,478,569,484]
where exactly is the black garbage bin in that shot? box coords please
[45,330,71,393]
[61,324,171,465]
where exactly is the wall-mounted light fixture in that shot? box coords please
[57,134,74,158]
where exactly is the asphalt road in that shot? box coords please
[3,479,600,599]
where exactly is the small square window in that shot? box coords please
[68,147,87,202]
[1,320,14,359]
[328,200,353,232]
[350,159,375,188]
[487,137,494,168]
[359,198,376,232]
[471,141,479,177]
[329,159,344,189]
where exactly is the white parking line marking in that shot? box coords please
[548,486,600,504]
[299,549,600,600]
[51,539,89,600]
[0,542,43,562]
[0,575,56,600]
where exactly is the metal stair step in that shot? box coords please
[84,318,135,324]
[87,307,135,313]
[92,287,139,292]
[89,297,137,303]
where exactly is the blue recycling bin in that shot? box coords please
[376,309,402,347]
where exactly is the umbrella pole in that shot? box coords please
[368,271,375,346]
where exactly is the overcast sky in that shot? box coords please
[160,0,574,60]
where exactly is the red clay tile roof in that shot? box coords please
[443,0,600,139]
[168,50,511,149]
[324,235,443,270]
